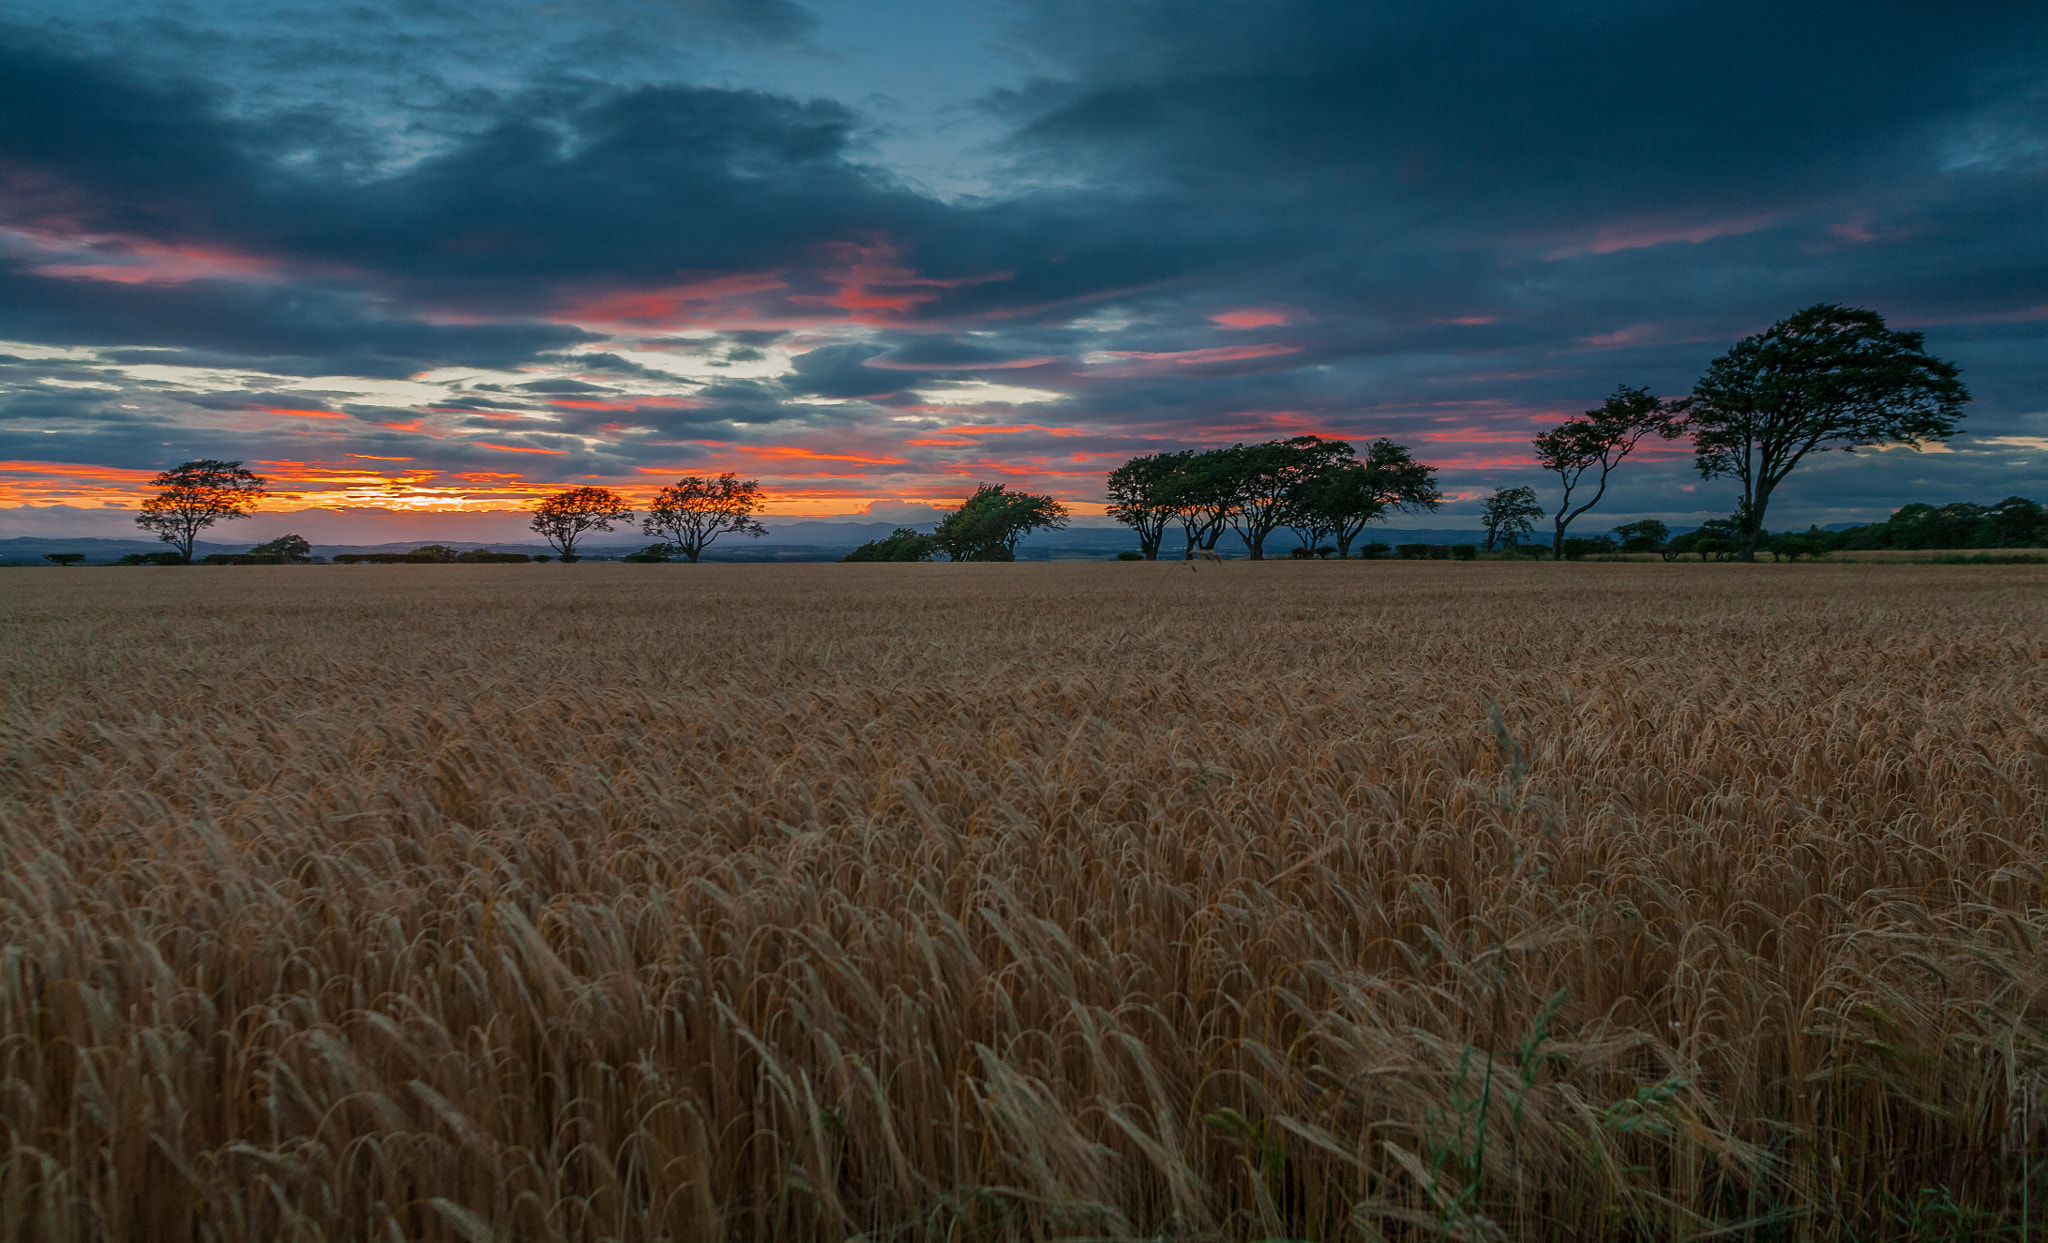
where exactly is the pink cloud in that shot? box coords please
[1211,308,1291,329]
[1548,212,1780,259]
[13,229,285,285]
[787,240,1013,320]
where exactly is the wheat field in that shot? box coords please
[3,562,2045,1242]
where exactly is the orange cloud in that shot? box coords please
[265,406,348,420]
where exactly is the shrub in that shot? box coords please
[1450,544,1477,561]
[118,551,187,566]
[42,553,86,566]
[533,555,553,563]
[1426,544,1450,560]
[201,553,287,565]
[622,544,673,564]
[1395,543,1431,560]
[844,528,937,562]
[1358,542,1391,560]
[1115,550,1144,561]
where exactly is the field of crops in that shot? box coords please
[4,562,2046,1242]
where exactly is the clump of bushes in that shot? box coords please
[1115,550,1144,561]
[1357,542,1391,560]
[333,546,533,564]
[117,551,187,566]
[1451,544,1477,560]
[844,528,936,562]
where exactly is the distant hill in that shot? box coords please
[7,524,1558,564]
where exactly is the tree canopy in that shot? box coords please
[843,527,937,562]
[642,474,769,563]
[1689,303,1969,561]
[932,485,1069,561]
[134,459,269,564]
[1479,486,1543,550]
[1532,385,1685,560]
[529,486,633,560]
[1104,452,1189,560]
[249,534,314,563]
[1299,439,1442,558]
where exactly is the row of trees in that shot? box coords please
[122,307,1968,567]
[1104,436,1441,559]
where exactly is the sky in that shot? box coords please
[2,0,2044,540]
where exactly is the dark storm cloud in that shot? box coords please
[0,265,593,378]
[783,344,905,399]
[0,1,2043,523]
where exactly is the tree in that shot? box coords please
[1303,439,1441,558]
[529,486,634,560]
[1226,436,1352,560]
[843,527,937,561]
[43,552,84,566]
[249,534,313,563]
[1478,486,1543,551]
[932,484,1069,561]
[1165,450,1240,559]
[1105,451,1189,560]
[134,459,268,563]
[622,543,672,563]
[1533,385,1685,560]
[409,544,461,563]
[1611,519,1669,554]
[643,474,768,562]
[1689,304,1969,561]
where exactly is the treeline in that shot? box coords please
[1525,495,2047,562]
[1824,497,2045,551]
[1101,436,1440,560]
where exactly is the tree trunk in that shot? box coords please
[1247,535,1264,560]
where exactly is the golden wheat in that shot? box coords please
[2,562,2045,1241]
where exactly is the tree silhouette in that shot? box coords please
[529,486,633,560]
[1534,386,1685,560]
[642,474,768,562]
[1479,486,1542,551]
[135,460,268,564]
[1105,451,1189,560]
[1689,304,1968,561]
